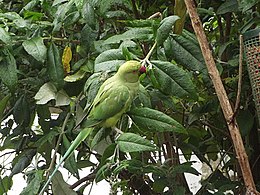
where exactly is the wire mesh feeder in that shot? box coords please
[243,28,260,122]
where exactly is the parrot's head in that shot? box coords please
[117,60,146,83]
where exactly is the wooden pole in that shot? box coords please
[183,0,259,194]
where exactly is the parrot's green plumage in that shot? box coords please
[39,60,145,194]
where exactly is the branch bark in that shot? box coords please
[183,0,259,194]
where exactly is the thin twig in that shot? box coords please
[233,35,244,117]
[148,12,162,19]
[141,42,157,67]
[45,112,71,177]
[70,173,96,189]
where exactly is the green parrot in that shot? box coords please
[39,60,146,194]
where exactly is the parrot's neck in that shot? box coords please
[117,72,139,83]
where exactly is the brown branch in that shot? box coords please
[184,0,258,193]
[70,173,96,189]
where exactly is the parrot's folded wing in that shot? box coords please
[90,85,131,120]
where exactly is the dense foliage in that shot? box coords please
[0,0,260,194]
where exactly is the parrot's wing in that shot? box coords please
[83,84,131,127]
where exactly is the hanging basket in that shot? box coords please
[243,28,260,121]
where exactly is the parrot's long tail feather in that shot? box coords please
[39,128,93,195]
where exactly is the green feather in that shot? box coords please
[39,60,144,194]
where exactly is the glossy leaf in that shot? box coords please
[95,49,124,64]
[171,162,200,176]
[164,30,205,73]
[238,0,259,12]
[216,0,238,15]
[0,176,13,194]
[0,27,11,44]
[0,49,18,92]
[104,27,153,44]
[95,60,125,72]
[22,37,47,63]
[64,69,86,82]
[129,107,187,134]
[156,15,180,45]
[80,23,98,54]
[63,134,79,178]
[52,0,75,32]
[0,94,11,121]
[47,43,64,89]
[116,132,157,153]
[20,170,44,195]
[34,82,57,104]
[52,171,77,195]
[11,149,36,176]
[82,2,96,28]
[152,60,198,100]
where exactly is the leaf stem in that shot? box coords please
[141,41,157,67]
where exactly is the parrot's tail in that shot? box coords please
[39,127,93,195]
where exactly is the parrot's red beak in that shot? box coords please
[139,66,146,74]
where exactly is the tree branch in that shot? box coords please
[70,173,96,189]
[184,0,259,193]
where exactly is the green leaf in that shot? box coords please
[100,143,116,165]
[34,82,57,104]
[52,171,77,195]
[33,130,59,149]
[0,27,11,44]
[0,12,21,20]
[95,163,111,183]
[129,107,187,134]
[0,49,18,92]
[52,0,68,6]
[151,60,198,100]
[95,60,125,72]
[164,30,205,73]
[55,89,70,106]
[116,132,157,153]
[171,162,200,177]
[95,49,124,64]
[52,0,75,32]
[80,23,98,54]
[118,19,156,27]
[47,43,64,89]
[97,0,130,15]
[11,149,36,176]
[0,94,11,121]
[156,15,180,46]
[23,11,44,21]
[22,37,47,63]
[20,170,44,195]
[34,82,70,105]
[63,134,79,178]
[238,0,259,12]
[82,2,96,28]
[13,95,31,126]
[216,0,238,15]
[84,72,104,105]
[113,159,143,175]
[0,176,13,194]
[104,27,153,44]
